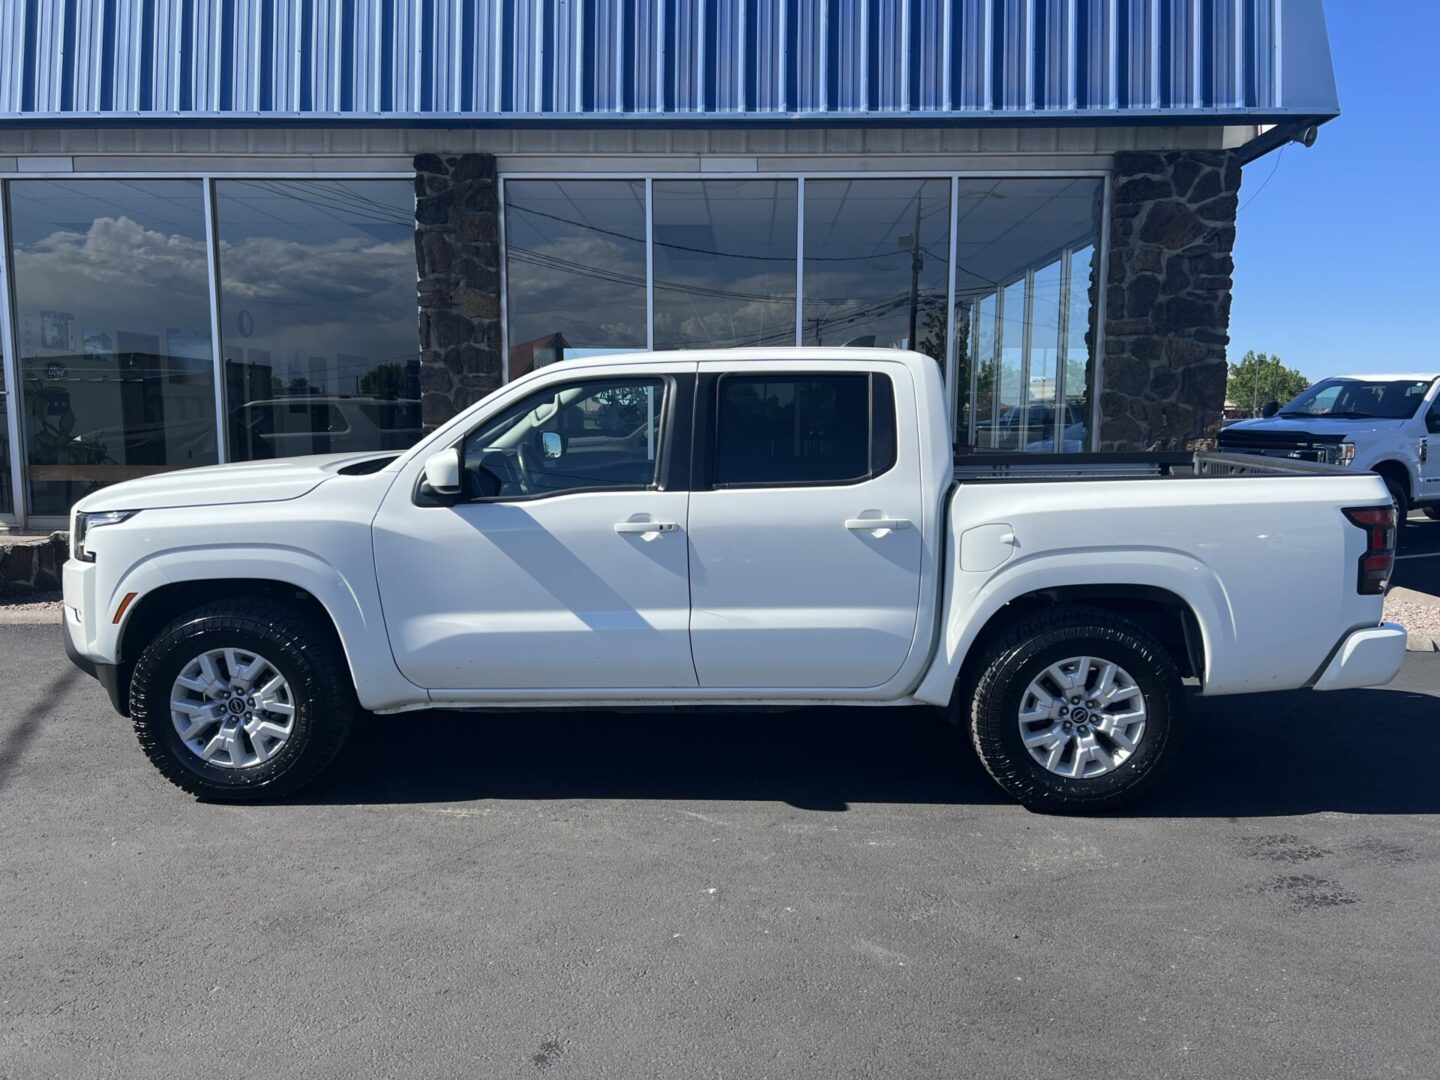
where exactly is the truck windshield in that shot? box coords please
[1279,378,1432,420]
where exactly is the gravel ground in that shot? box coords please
[0,591,61,615]
[1385,593,1440,648]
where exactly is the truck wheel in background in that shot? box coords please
[129,600,355,802]
[965,606,1183,814]
[1378,473,1409,529]
[1423,506,1440,522]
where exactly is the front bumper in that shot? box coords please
[1312,622,1408,691]
[62,612,127,715]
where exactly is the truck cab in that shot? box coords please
[1220,373,1440,518]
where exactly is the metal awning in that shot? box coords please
[0,0,1338,131]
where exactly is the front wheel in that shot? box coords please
[966,607,1183,814]
[129,600,355,802]
[1381,475,1409,527]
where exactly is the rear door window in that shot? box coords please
[713,373,896,487]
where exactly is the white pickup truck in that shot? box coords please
[1220,372,1440,519]
[62,348,1406,813]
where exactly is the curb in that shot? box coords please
[0,607,62,626]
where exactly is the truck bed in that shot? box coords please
[953,451,1354,483]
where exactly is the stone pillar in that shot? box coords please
[413,153,503,429]
[1099,150,1242,451]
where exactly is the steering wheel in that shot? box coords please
[515,439,542,495]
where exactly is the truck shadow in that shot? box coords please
[297,684,1440,817]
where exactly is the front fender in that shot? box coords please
[104,544,423,713]
[912,547,1235,706]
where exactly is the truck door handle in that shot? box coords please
[614,520,678,534]
[845,517,912,532]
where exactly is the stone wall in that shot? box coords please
[1099,150,1242,451]
[413,153,504,429]
[0,534,67,598]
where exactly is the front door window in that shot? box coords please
[461,378,665,500]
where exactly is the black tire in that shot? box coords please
[1423,506,1440,522]
[965,606,1183,814]
[130,600,355,802]
[1380,474,1408,526]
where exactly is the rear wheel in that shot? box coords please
[1423,506,1440,522]
[965,607,1183,814]
[129,600,355,802]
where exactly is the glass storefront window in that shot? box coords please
[504,179,648,377]
[652,179,797,350]
[1,314,10,516]
[953,178,1101,454]
[802,178,950,361]
[214,179,419,461]
[7,179,217,516]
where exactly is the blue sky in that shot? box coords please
[1228,0,1440,379]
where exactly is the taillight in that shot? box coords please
[1342,506,1396,595]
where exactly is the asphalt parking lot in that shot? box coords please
[2,623,1439,1079]
[1393,509,1440,595]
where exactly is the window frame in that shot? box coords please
[0,165,1111,531]
[498,169,1111,464]
[430,373,684,506]
[697,370,898,492]
[0,170,417,529]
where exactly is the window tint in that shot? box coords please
[461,378,665,499]
[214,179,420,462]
[7,179,218,515]
[714,373,895,486]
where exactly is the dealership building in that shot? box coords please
[0,0,1339,529]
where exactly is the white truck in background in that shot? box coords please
[1220,372,1440,520]
[62,348,1406,814]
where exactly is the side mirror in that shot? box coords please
[540,431,566,460]
[1260,400,1280,419]
[422,448,462,495]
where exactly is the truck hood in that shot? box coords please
[1223,416,1407,440]
[71,452,393,514]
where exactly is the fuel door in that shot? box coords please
[960,523,1018,573]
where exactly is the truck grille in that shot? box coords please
[1217,428,1346,465]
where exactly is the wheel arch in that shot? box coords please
[913,555,1228,708]
[1371,459,1414,506]
[112,578,352,717]
[954,585,1204,701]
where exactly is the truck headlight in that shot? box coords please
[73,510,139,562]
[1337,443,1356,466]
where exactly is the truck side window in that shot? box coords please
[1428,401,1440,434]
[714,372,896,487]
[461,378,666,499]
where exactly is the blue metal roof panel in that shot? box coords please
[0,0,1339,123]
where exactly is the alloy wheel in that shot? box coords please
[169,647,297,769]
[1017,655,1148,779]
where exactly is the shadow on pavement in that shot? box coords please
[0,667,78,794]
[296,679,1440,817]
[302,703,1005,812]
